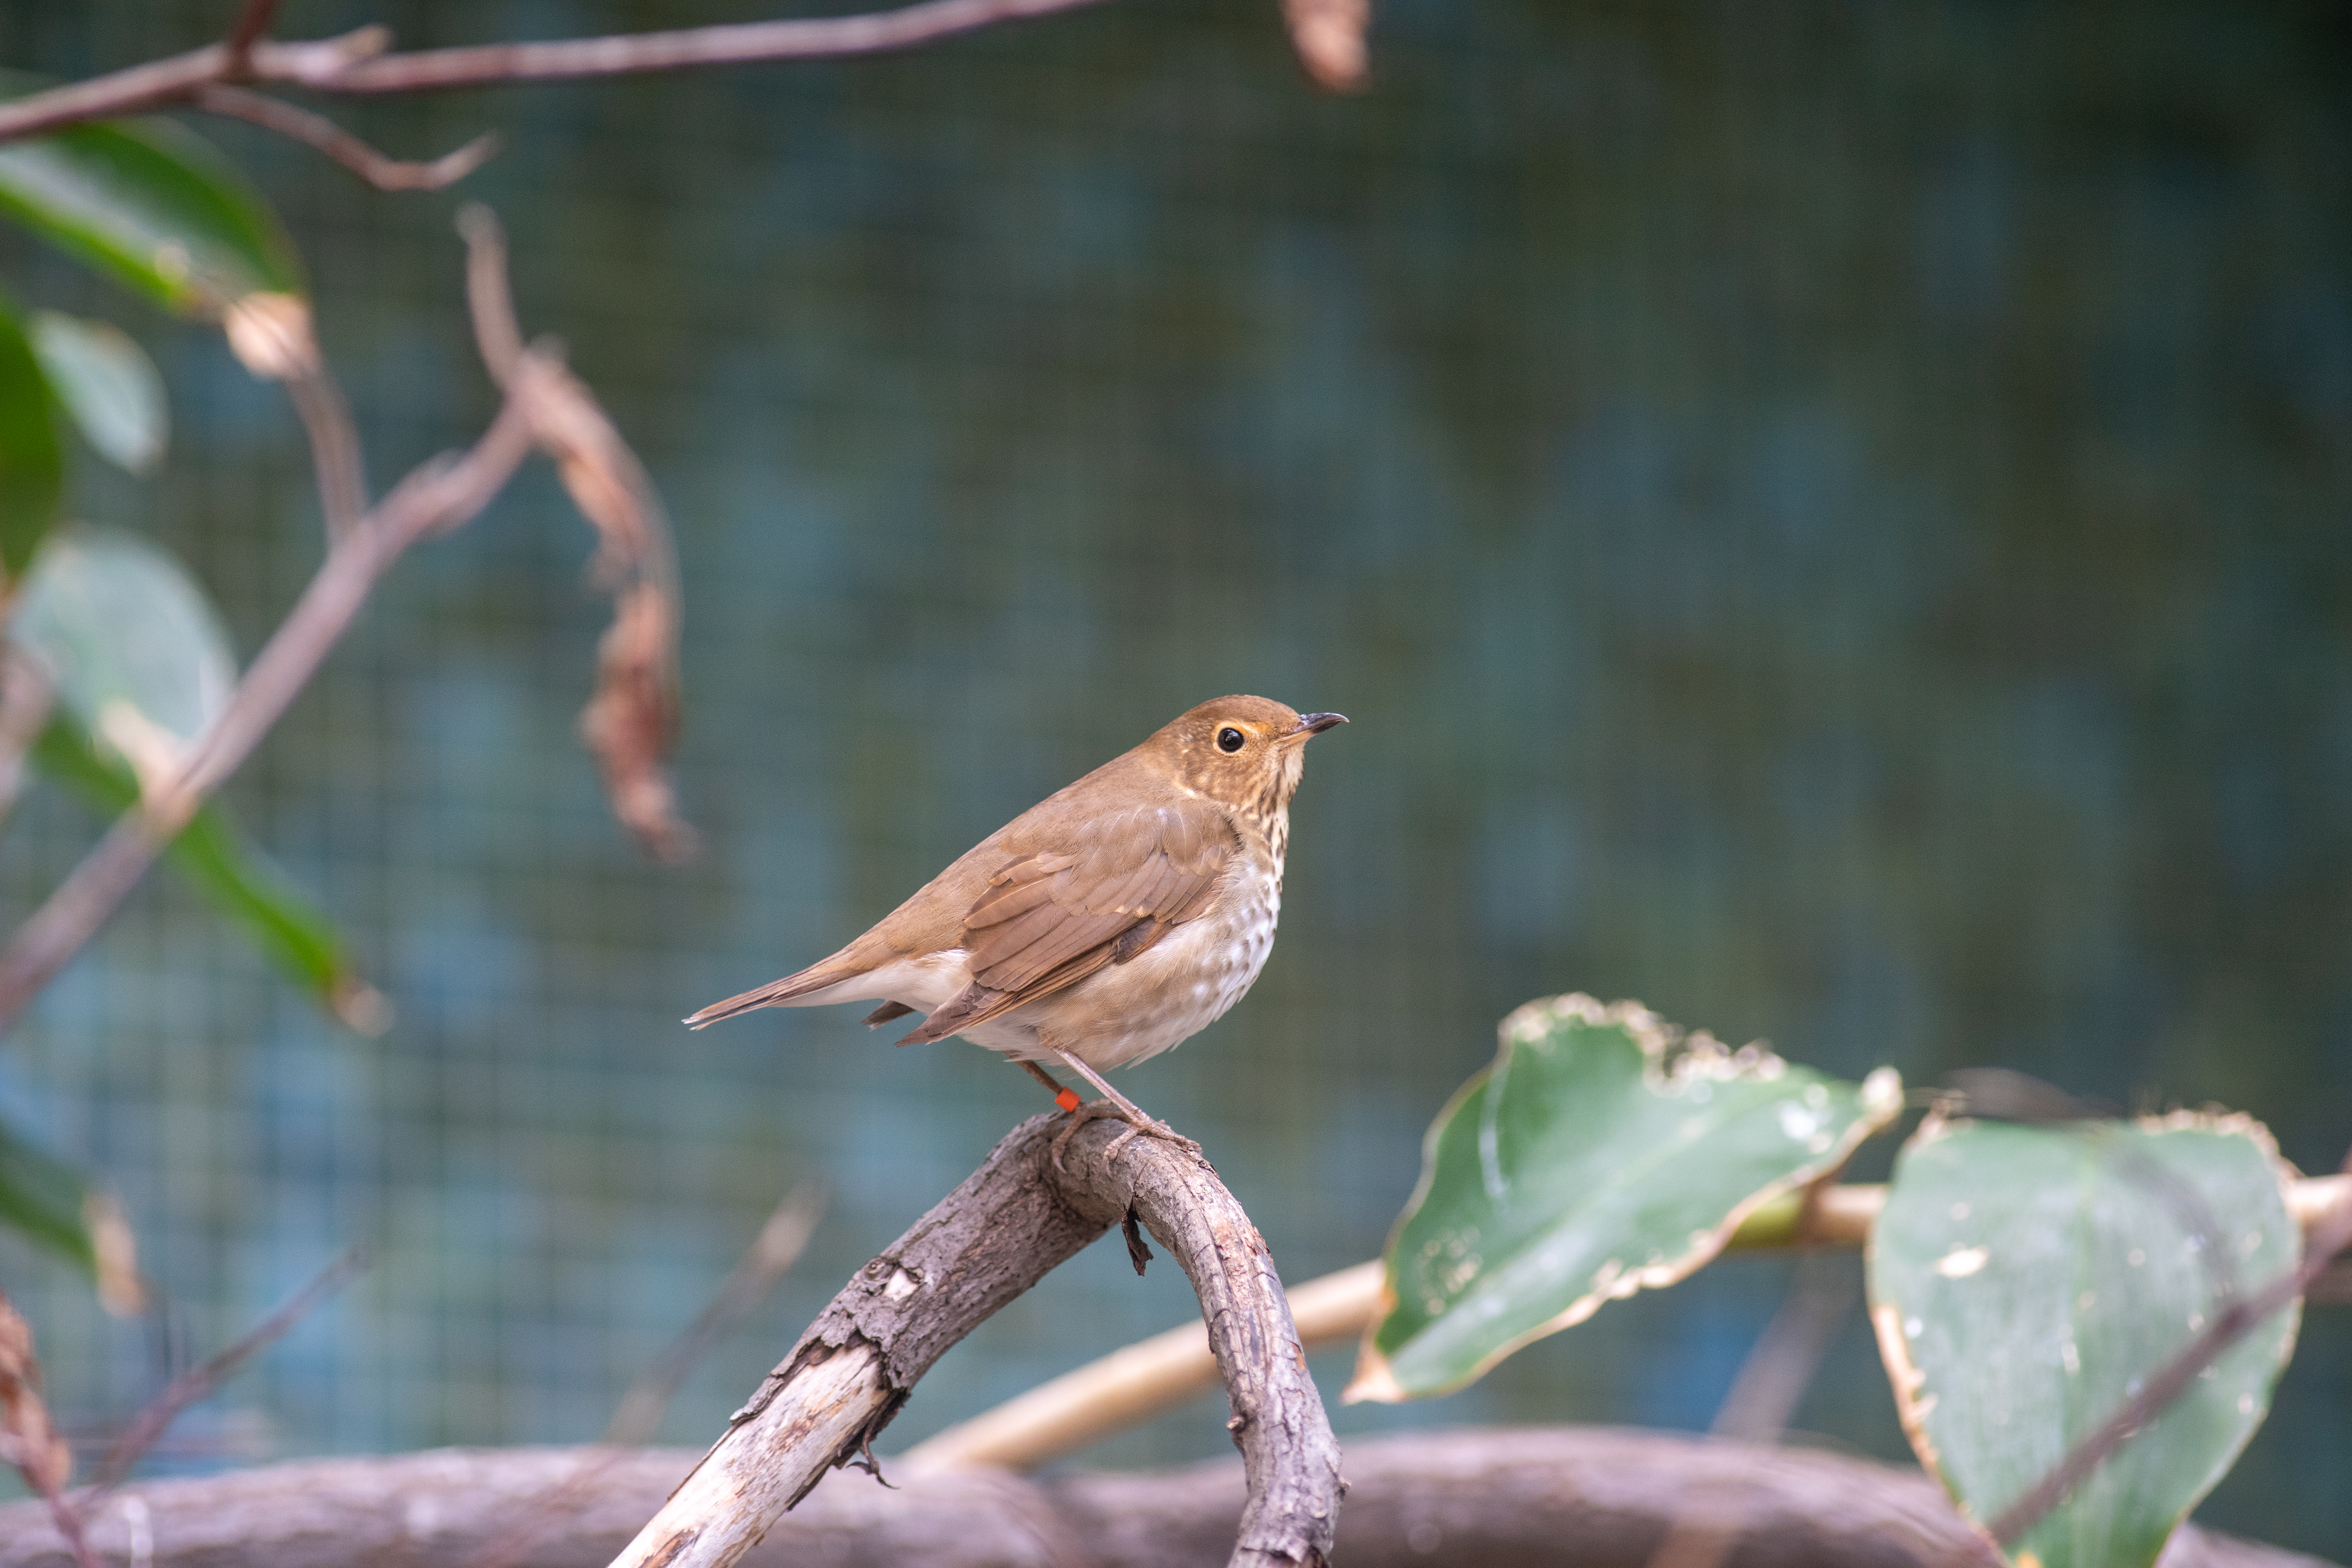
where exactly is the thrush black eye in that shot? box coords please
[1217,727,1246,753]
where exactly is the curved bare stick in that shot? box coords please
[194,86,499,192]
[608,1113,1341,1568]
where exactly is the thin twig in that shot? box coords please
[0,0,1117,145]
[458,205,524,387]
[1936,1147,2352,1568]
[281,365,369,542]
[462,1183,826,1568]
[0,646,55,828]
[1645,1256,1857,1568]
[607,1182,828,1445]
[84,1247,368,1498]
[194,84,498,192]
[225,0,285,67]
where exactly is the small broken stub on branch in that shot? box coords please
[1282,0,1370,92]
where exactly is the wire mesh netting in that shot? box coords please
[0,0,2347,1553]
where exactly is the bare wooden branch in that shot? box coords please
[194,85,498,192]
[610,1112,1341,1568]
[0,0,1118,146]
[0,1428,2322,1568]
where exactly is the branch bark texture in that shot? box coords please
[0,1429,2329,1568]
[610,1112,1340,1568]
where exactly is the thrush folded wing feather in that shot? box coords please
[894,800,1236,1046]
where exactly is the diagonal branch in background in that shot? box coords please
[461,1183,828,1568]
[610,1113,1343,1568]
[0,207,695,1037]
[83,1247,368,1499]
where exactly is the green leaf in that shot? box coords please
[28,720,389,1035]
[9,524,236,769]
[1867,1114,2301,1568]
[28,310,167,473]
[1350,993,1903,1401]
[0,109,302,316]
[0,295,64,581]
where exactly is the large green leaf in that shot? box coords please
[0,107,301,316]
[1349,993,1902,1401]
[1868,1114,2301,1568]
[28,310,167,474]
[0,296,63,581]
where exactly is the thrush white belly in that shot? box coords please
[972,865,1282,1070]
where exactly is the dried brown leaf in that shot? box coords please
[0,1293,72,1496]
[521,361,695,862]
[1281,0,1370,92]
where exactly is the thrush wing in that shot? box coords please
[895,799,1234,1045]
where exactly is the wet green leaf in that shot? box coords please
[1350,993,1902,1401]
[1868,1114,2301,1568]
[0,296,64,581]
[28,310,167,473]
[0,109,301,316]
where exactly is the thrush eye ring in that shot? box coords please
[1216,727,1246,753]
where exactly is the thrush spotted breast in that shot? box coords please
[687,696,1346,1152]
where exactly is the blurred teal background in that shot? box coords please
[1,0,2348,1555]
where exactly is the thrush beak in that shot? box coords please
[1293,712,1348,737]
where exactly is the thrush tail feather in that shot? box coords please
[683,952,879,1029]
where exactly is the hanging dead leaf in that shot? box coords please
[0,1291,71,1495]
[519,358,695,862]
[1282,0,1370,92]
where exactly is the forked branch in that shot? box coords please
[608,1113,1342,1568]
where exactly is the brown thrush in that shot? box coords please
[687,696,1346,1153]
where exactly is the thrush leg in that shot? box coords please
[1015,1057,1085,1114]
[1049,1049,1204,1165]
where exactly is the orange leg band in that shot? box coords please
[1055,1087,1082,1113]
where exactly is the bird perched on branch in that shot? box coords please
[688,696,1347,1154]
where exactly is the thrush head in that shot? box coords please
[1132,695,1348,825]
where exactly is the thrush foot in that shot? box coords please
[1051,1098,1206,1171]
